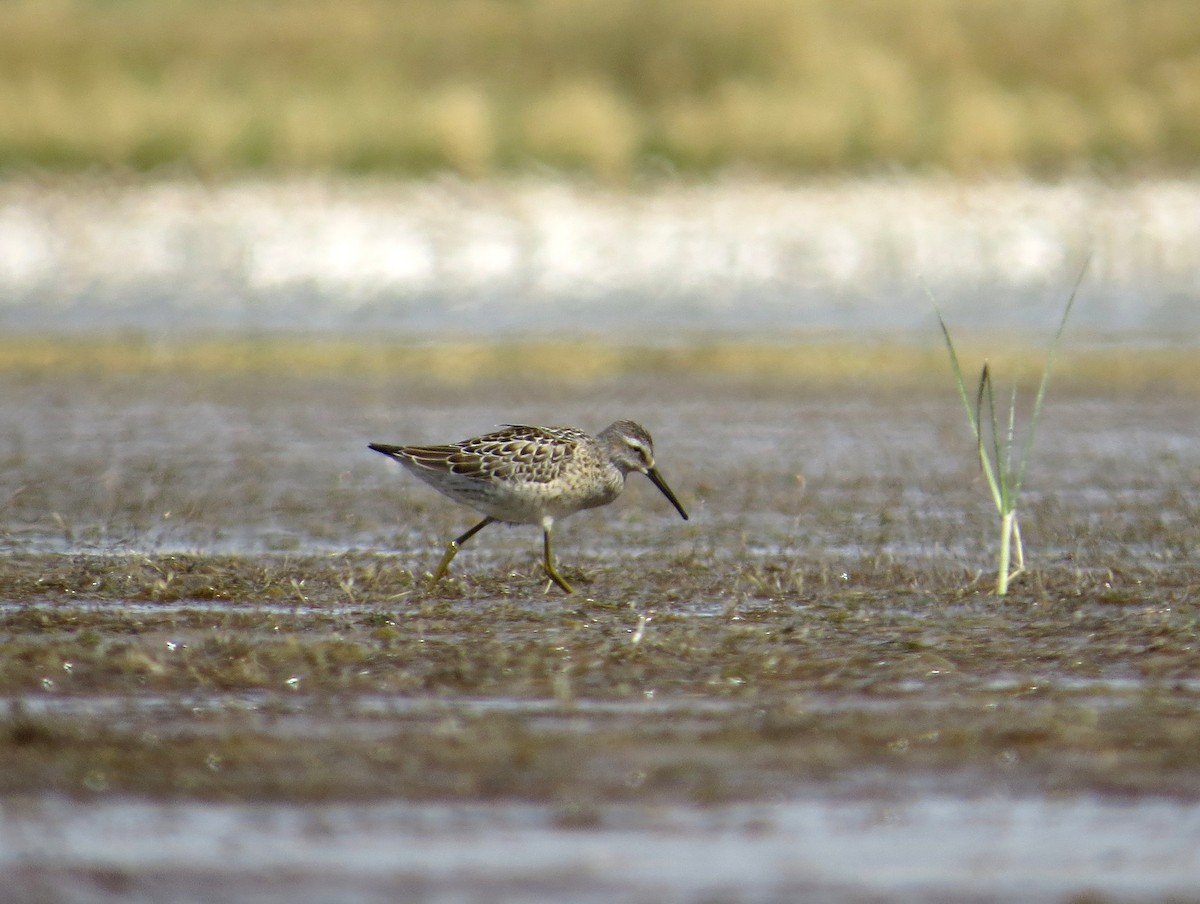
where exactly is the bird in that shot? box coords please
[368,420,688,592]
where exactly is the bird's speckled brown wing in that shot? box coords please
[398,425,587,485]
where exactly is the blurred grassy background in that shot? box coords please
[2,0,1197,179]
[3,335,1198,391]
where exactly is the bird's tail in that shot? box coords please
[368,442,404,459]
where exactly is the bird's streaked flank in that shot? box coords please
[369,420,688,592]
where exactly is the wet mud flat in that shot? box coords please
[1,354,1199,902]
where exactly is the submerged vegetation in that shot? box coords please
[3,551,1200,801]
[1,0,1199,177]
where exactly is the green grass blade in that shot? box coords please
[1010,258,1088,497]
[1004,382,1018,492]
[938,306,1004,511]
[937,309,981,440]
[978,362,1008,513]
[932,266,1085,595]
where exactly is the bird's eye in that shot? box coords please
[626,439,651,465]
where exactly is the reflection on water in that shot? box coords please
[3,795,1198,903]
[2,177,1199,337]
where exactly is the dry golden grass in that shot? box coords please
[2,0,1198,177]
[2,335,1198,392]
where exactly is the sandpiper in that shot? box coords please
[368,420,688,592]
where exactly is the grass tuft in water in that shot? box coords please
[935,264,1085,595]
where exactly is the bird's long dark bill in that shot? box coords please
[646,468,689,520]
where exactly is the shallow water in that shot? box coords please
[4,795,1199,903]
[3,370,1195,564]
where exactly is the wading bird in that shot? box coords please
[369,420,688,592]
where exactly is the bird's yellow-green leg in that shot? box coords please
[431,516,494,586]
[542,525,574,594]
